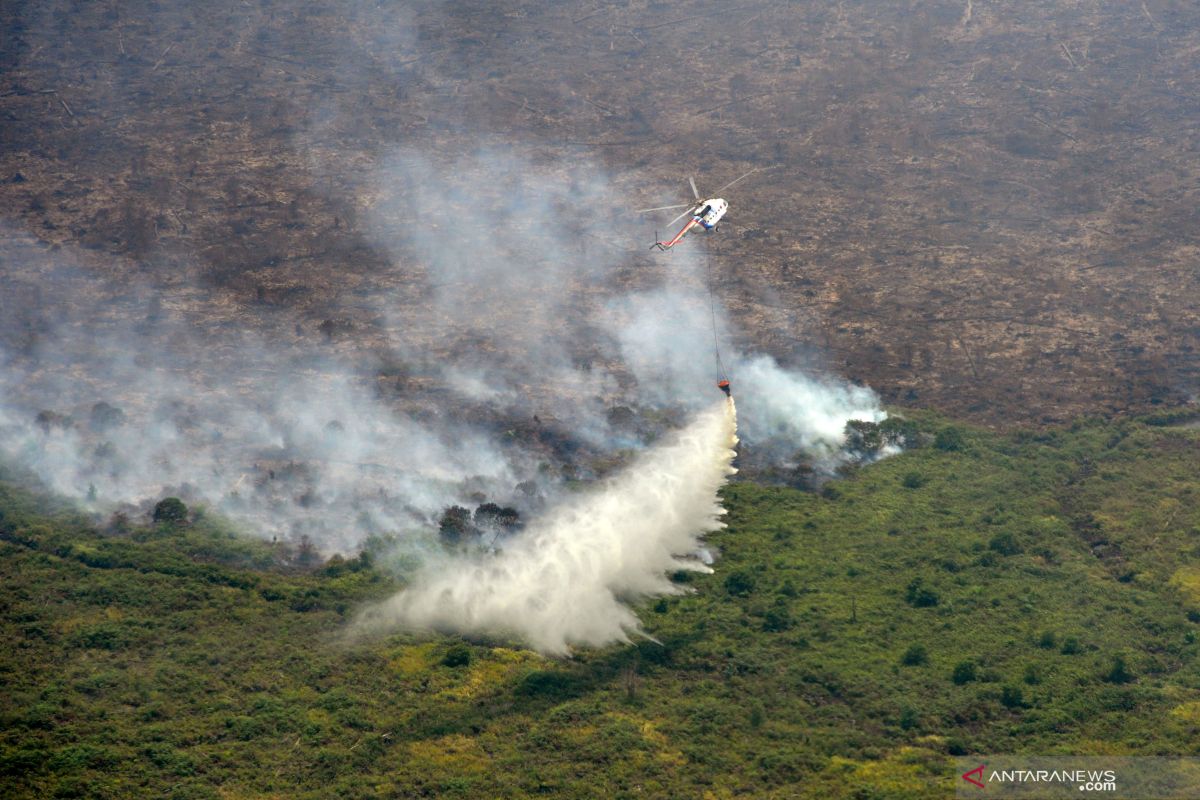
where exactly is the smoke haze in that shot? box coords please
[0,143,887,649]
[356,399,739,655]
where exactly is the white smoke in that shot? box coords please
[0,240,525,554]
[0,352,520,555]
[356,399,739,655]
[612,284,886,463]
[0,1,900,656]
[0,152,886,565]
[734,354,887,462]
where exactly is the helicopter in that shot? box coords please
[637,168,763,251]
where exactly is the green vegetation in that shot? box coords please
[151,497,188,525]
[2,413,1200,798]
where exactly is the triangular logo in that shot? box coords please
[962,764,986,789]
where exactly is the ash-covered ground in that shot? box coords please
[2,0,1198,553]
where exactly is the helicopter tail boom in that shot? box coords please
[649,218,700,250]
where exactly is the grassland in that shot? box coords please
[2,411,1199,799]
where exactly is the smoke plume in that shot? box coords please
[356,399,739,655]
[0,139,888,650]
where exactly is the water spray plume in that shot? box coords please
[357,399,739,655]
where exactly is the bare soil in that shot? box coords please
[2,0,1198,426]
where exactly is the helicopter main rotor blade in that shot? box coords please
[715,167,767,194]
[635,203,692,213]
[666,207,696,227]
[688,176,701,201]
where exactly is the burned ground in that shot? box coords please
[2,0,1198,426]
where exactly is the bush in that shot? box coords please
[89,402,126,431]
[295,535,319,568]
[952,661,977,685]
[438,506,477,546]
[515,670,584,701]
[1104,655,1134,684]
[474,503,520,533]
[1000,685,1025,709]
[901,644,928,666]
[989,532,1022,556]
[152,497,188,524]
[844,420,883,454]
[321,554,347,577]
[749,705,765,728]
[1037,631,1057,649]
[880,416,919,448]
[905,578,939,607]
[902,472,926,489]
[442,644,471,668]
[762,606,792,632]
[935,427,965,451]
[724,570,756,597]
[49,744,118,771]
[69,623,129,651]
[34,410,73,434]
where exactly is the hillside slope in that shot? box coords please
[2,413,1199,799]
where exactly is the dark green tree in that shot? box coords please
[952,661,977,685]
[935,427,965,451]
[989,532,1022,556]
[89,402,126,431]
[442,644,471,668]
[152,497,188,525]
[844,420,883,454]
[438,506,477,546]
[724,570,756,597]
[905,577,939,607]
[1104,655,1134,684]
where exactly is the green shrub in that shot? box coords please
[724,570,756,597]
[905,578,939,607]
[152,497,188,525]
[48,744,118,772]
[901,472,926,489]
[69,623,129,651]
[437,506,476,546]
[515,671,584,702]
[935,427,966,451]
[442,644,471,668]
[0,748,47,777]
[901,644,928,666]
[952,661,977,685]
[1104,655,1134,684]
[1000,686,1025,709]
[844,420,883,454]
[762,606,792,632]
[224,715,265,740]
[749,705,765,729]
[989,532,1022,556]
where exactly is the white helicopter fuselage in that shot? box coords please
[642,169,765,250]
[694,198,728,229]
